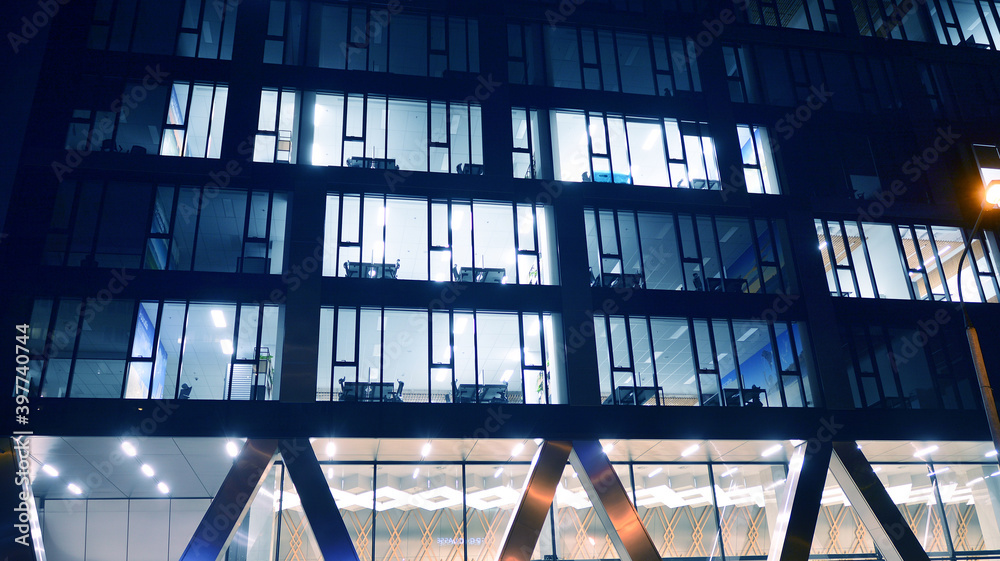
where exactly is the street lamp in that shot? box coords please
[956,179,1000,463]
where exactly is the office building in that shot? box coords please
[4,0,1000,559]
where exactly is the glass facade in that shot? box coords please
[9,0,1000,557]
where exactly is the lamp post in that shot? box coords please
[956,179,1000,461]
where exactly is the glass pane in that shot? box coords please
[179,304,236,400]
[650,318,698,405]
[633,464,721,557]
[713,463,786,558]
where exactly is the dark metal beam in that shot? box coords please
[278,439,360,561]
[496,440,572,561]
[178,439,278,561]
[24,400,990,443]
[829,441,930,561]
[569,440,660,561]
[766,442,832,561]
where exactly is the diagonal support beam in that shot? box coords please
[569,440,660,561]
[496,440,572,561]
[179,439,279,561]
[278,439,360,561]
[829,441,930,561]
[767,441,832,561]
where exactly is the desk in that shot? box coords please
[600,272,644,289]
[603,386,660,405]
[454,266,506,283]
[346,156,399,170]
[339,381,401,402]
[690,179,722,190]
[453,383,509,403]
[583,171,632,184]
[344,261,400,279]
[457,163,484,175]
[705,277,748,293]
[702,387,765,406]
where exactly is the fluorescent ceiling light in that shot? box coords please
[501,370,514,383]
[684,376,696,385]
[533,438,543,445]
[669,326,687,340]
[512,443,524,456]
[647,467,663,478]
[721,468,738,477]
[412,467,420,479]
[818,241,828,250]
[67,483,83,495]
[121,441,137,457]
[211,309,227,328]
[681,444,699,457]
[157,482,170,494]
[494,467,504,478]
[226,441,239,458]
[42,464,59,477]
[720,227,738,243]
[738,328,758,342]
[141,464,155,477]
[986,449,998,458]
[602,443,614,454]
[220,339,234,355]
[326,442,336,457]
[454,316,468,334]
[967,477,985,486]
[762,444,783,457]
[914,445,938,458]
[421,442,431,457]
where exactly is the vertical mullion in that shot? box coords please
[855,222,881,297]
[472,312,481,399]
[187,188,204,271]
[517,313,527,405]
[194,0,208,58]
[238,191,253,273]
[227,305,243,400]
[120,300,144,399]
[584,113,596,182]
[329,306,339,402]
[253,304,265,398]
[353,307,362,386]
[820,222,842,295]
[378,309,385,395]
[724,320,745,406]
[602,315,618,402]
[172,302,192,399]
[767,324,786,407]
[448,311,456,404]
[633,210,647,288]
[645,318,660,405]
